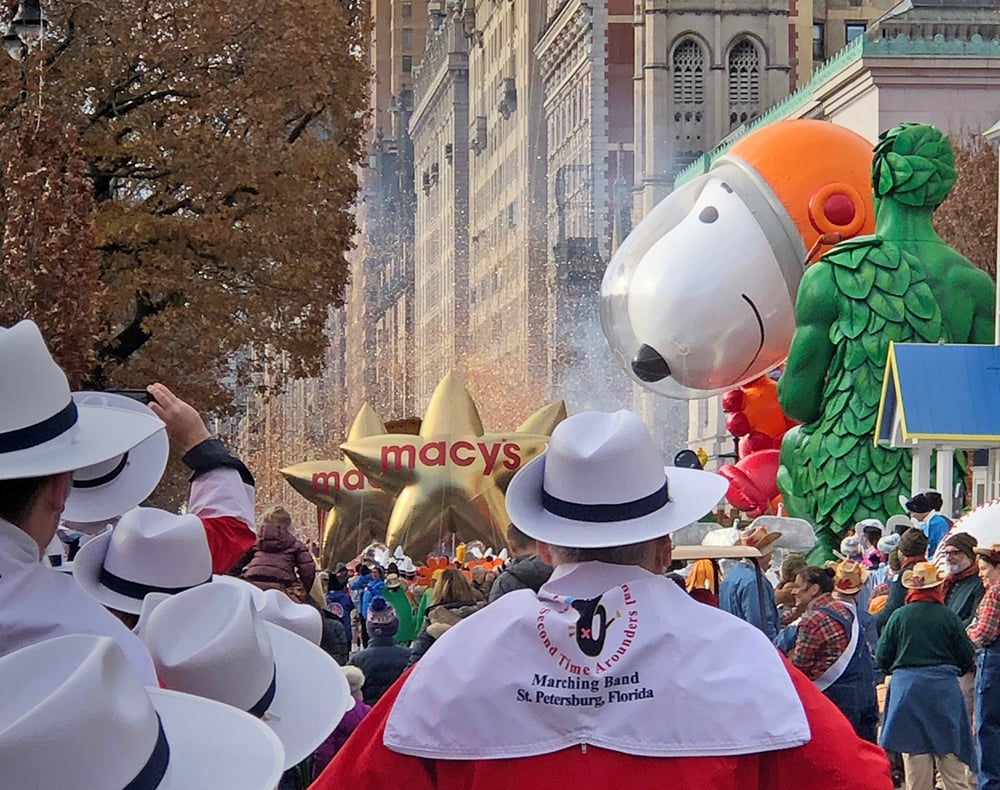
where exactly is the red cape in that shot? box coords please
[311,658,891,790]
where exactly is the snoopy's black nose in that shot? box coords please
[632,344,671,382]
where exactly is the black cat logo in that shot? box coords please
[569,596,620,657]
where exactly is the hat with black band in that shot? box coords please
[506,410,727,549]
[74,507,215,615]
[0,321,163,481]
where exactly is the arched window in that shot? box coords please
[728,39,760,107]
[672,39,705,106]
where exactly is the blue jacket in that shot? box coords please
[921,514,950,557]
[719,561,779,640]
[360,579,387,620]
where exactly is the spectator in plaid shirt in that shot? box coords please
[791,564,879,742]
[970,544,1000,789]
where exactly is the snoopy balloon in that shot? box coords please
[601,120,876,398]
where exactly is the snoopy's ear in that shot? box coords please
[807,183,867,240]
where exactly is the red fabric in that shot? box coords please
[969,581,1000,647]
[905,586,945,605]
[310,658,891,790]
[201,515,255,575]
[792,594,852,681]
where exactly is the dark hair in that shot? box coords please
[862,525,882,546]
[0,475,50,525]
[387,562,399,575]
[506,523,537,551]
[797,565,836,594]
[980,553,1000,568]
[925,491,944,512]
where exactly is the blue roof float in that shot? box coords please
[876,343,1000,447]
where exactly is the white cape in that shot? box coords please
[385,562,810,759]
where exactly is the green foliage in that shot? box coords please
[872,123,956,208]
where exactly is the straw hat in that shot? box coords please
[506,410,727,549]
[739,525,782,554]
[973,543,1000,563]
[901,561,947,590]
[833,560,869,595]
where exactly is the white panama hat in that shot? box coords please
[140,583,352,770]
[0,634,284,790]
[62,391,169,523]
[506,410,728,549]
[74,507,214,614]
[0,321,163,480]
[258,588,323,644]
[213,573,268,606]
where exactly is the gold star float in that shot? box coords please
[342,372,564,561]
[280,404,395,569]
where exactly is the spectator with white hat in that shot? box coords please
[312,409,891,789]
[73,506,216,629]
[0,321,163,682]
[138,582,351,774]
[0,633,285,789]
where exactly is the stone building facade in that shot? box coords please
[410,4,471,407]
[463,0,550,416]
[683,0,1000,469]
[634,0,792,217]
[534,0,634,414]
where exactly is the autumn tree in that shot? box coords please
[0,106,102,387]
[935,133,999,280]
[0,0,369,409]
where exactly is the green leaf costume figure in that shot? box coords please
[777,124,994,561]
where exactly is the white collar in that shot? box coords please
[0,517,42,562]
[385,561,810,759]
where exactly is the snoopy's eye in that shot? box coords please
[720,182,733,193]
[699,206,719,224]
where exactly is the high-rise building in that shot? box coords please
[463,0,550,419]
[410,3,471,407]
[346,0,430,421]
[534,0,634,415]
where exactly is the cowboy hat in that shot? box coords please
[901,561,947,590]
[833,560,869,595]
[140,583,351,770]
[740,525,782,554]
[385,572,404,590]
[506,410,727,549]
[0,634,284,789]
[0,321,164,480]
[974,543,1000,563]
[61,391,170,523]
[73,507,213,614]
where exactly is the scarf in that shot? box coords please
[905,586,945,605]
[942,562,978,598]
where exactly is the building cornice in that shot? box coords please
[674,24,1000,186]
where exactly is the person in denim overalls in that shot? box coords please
[969,544,1000,790]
